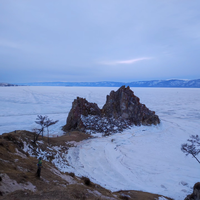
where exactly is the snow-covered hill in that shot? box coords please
[128,79,200,87]
[15,79,200,87]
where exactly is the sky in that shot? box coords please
[0,0,200,83]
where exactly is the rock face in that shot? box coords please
[63,86,160,134]
[102,86,160,126]
[63,97,101,132]
[185,182,200,200]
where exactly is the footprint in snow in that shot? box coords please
[161,185,167,190]
[180,181,188,187]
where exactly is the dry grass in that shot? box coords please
[0,130,173,200]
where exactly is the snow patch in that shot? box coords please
[14,148,27,159]
[0,173,36,194]
[87,189,117,200]
[49,166,77,184]
[157,197,169,200]
[37,140,44,144]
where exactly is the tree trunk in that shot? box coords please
[47,127,49,143]
[192,153,200,164]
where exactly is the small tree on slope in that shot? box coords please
[35,115,47,138]
[181,135,200,164]
[32,128,43,144]
[44,118,59,143]
[34,115,58,143]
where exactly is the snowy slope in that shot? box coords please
[64,121,199,199]
[0,86,200,199]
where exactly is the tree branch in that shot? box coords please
[191,152,200,164]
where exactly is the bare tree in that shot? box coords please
[181,135,200,164]
[32,128,42,144]
[35,115,47,138]
[44,118,59,143]
[34,115,59,143]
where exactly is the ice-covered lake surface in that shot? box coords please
[0,86,200,199]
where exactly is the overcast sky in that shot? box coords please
[0,0,200,83]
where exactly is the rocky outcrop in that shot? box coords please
[102,86,160,126]
[185,182,200,200]
[63,86,160,134]
[63,97,101,132]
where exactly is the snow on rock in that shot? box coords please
[81,115,131,135]
[0,173,36,195]
[22,141,69,166]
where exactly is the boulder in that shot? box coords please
[185,182,200,200]
[63,86,160,134]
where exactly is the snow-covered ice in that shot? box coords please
[0,86,200,199]
[0,86,112,135]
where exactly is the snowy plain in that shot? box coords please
[0,86,200,199]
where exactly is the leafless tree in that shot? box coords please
[35,115,47,138]
[181,135,200,164]
[34,115,58,143]
[32,128,42,144]
[44,118,59,143]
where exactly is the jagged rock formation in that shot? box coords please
[185,182,200,200]
[63,86,160,134]
[102,86,160,125]
[63,97,101,132]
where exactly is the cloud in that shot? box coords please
[100,57,153,66]
[0,39,21,49]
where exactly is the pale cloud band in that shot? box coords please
[100,57,153,65]
[0,39,20,49]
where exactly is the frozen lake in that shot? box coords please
[0,86,115,135]
[0,86,200,199]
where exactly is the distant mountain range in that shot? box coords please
[15,79,200,88]
[0,83,18,87]
[1,79,200,88]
